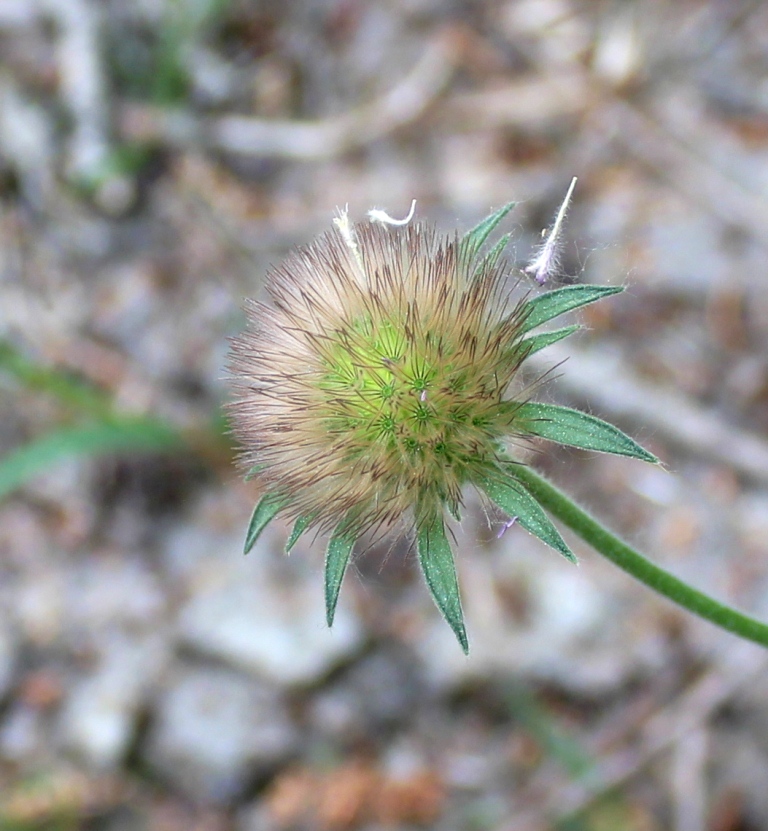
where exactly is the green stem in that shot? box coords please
[512,463,768,649]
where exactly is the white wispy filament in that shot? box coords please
[368,199,417,227]
[525,177,577,285]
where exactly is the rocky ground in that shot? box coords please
[2,1,768,829]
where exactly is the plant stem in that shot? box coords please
[512,463,768,649]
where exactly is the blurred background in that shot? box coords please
[2,0,768,829]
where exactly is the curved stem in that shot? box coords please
[512,463,768,649]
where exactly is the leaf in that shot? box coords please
[286,513,315,552]
[244,491,288,555]
[0,418,183,502]
[245,464,266,481]
[446,500,462,522]
[417,514,468,653]
[461,202,517,259]
[520,285,623,333]
[480,232,512,271]
[477,469,576,563]
[516,402,658,463]
[520,325,580,357]
[325,526,356,627]
[503,680,593,777]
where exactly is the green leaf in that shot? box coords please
[244,492,288,555]
[245,464,265,481]
[520,325,580,357]
[325,526,356,627]
[446,500,462,522]
[286,513,315,552]
[481,232,512,271]
[521,285,623,333]
[503,680,594,777]
[478,469,576,563]
[0,418,183,502]
[417,514,468,653]
[517,402,658,463]
[461,202,517,259]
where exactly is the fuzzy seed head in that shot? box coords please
[228,220,531,537]
[227,203,654,652]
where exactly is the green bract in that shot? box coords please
[229,204,657,652]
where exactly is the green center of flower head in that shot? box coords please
[229,201,657,653]
[317,308,524,518]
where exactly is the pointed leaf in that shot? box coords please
[286,513,315,552]
[520,325,580,357]
[244,492,287,555]
[417,514,468,653]
[462,202,517,258]
[517,402,658,463]
[481,232,512,271]
[521,285,623,333]
[325,526,356,627]
[446,500,462,522]
[245,463,266,481]
[478,469,576,563]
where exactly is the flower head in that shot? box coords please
[228,201,656,652]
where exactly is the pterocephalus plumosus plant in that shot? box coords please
[228,186,768,654]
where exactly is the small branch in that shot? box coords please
[504,643,767,831]
[671,728,708,831]
[120,29,460,160]
[44,0,110,179]
[512,462,768,649]
[606,95,768,254]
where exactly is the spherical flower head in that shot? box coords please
[231,220,525,529]
[228,202,657,652]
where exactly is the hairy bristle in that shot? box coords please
[228,220,530,535]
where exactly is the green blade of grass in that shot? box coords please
[0,341,111,417]
[0,418,183,501]
[504,681,594,778]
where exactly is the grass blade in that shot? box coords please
[0,341,111,416]
[0,418,183,501]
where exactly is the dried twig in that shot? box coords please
[504,644,768,831]
[604,96,768,253]
[671,728,709,831]
[499,10,768,253]
[120,29,461,160]
[441,72,590,130]
[43,0,110,179]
